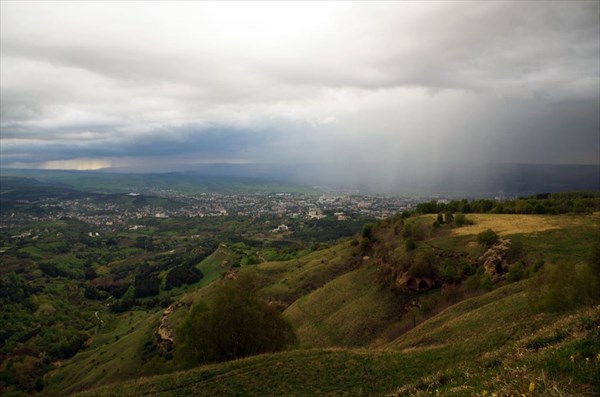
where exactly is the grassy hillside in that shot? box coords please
[386,282,599,396]
[38,212,599,396]
[74,282,599,396]
[40,310,166,397]
[284,263,400,348]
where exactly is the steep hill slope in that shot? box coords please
[75,282,599,396]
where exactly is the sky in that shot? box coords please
[1,1,599,180]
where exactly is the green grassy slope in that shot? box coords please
[385,282,599,396]
[259,240,359,305]
[74,348,450,397]
[284,263,400,347]
[44,213,599,396]
[74,282,599,396]
[43,310,164,397]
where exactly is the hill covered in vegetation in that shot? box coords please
[26,208,599,397]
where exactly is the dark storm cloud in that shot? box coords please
[0,1,598,174]
[0,126,280,166]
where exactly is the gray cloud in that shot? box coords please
[0,1,598,179]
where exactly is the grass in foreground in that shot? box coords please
[74,279,599,396]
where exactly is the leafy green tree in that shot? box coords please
[444,212,454,224]
[178,273,295,363]
[416,201,438,214]
[165,265,203,289]
[478,274,494,291]
[477,229,499,247]
[436,213,444,224]
[506,262,524,282]
[454,213,470,227]
[361,223,375,240]
[134,273,160,297]
[440,259,458,282]
[408,251,436,278]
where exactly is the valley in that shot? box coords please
[1,181,598,396]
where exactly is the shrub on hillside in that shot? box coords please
[440,259,459,283]
[478,273,494,291]
[84,287,109,300]
[403,221,431,241]
[39,262,59,277]
[436,213,444,224]
[134,273,160,298]
[83,266,97,280]
[405,237,416,252]
[459,260,476,277]
[454,213,473,227]
[529,260,600,313]
[165,265,203,289]
[408,251,437,279]
[477,229,499,247]
[361,224,375,241]
[444,212,454,224]
[359,238,372,255]
[178,273,295,364]
[506,261,525,282]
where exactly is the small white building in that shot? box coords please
[271,224,289,233]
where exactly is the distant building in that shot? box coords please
[307,208,326,219]
[271,224,289,233]
[334,212,348,221]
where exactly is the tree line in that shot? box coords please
[416,191,600,215]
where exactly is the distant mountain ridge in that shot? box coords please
[2,162,598,197]
[0,169,316,196]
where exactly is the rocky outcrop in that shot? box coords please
[478,238,511,283]
[156,304,181,356]
[223,269,238,280]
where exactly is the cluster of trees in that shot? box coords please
[96,282,130,299]
[374,213,534,308]
[109,296,173,313]
[38,262,82,279]
[432,212,473,229]
[178,273,295,363]
[134,272,161,298]
[417,191,600,215]
[165,265,203,289]
[99,246,214,302]
[293,216,377,244]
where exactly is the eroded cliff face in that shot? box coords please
[478,238,511,283]
[156,304,181,356]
